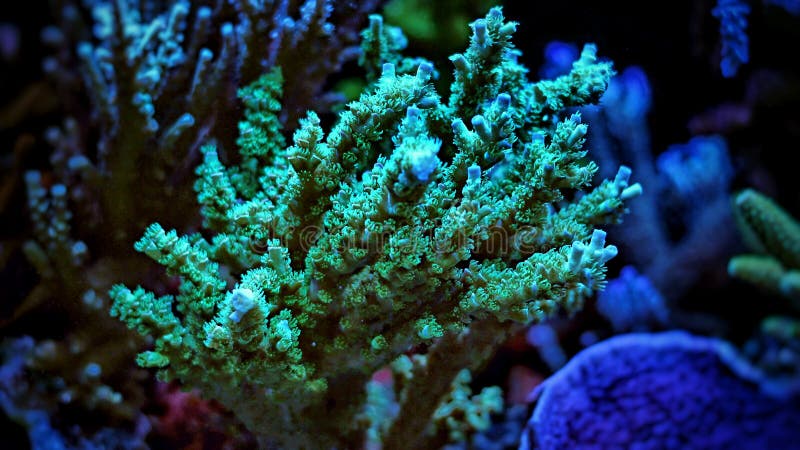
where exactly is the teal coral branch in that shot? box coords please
[383,317,516,450]
[109,6,640,448]
[522,44,613,130]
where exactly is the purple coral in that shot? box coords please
[521,331,800,449]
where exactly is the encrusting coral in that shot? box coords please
[521,331,800,449]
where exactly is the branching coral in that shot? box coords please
[728,189,800,389]
[4,0,387,445]
[729,188,800,304]
[109,6,640,449]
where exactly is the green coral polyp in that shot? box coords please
[109,7,640,449]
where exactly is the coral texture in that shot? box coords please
[110,6,639,448]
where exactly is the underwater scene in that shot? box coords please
[2,0,800,448]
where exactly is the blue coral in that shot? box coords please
[595,265,669,332]
[712,0,750,78]
[522,331,800,449]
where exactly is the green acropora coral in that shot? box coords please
[109,7,640,449]
[729,188,800,306]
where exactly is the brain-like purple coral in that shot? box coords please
[521,331,800,449]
